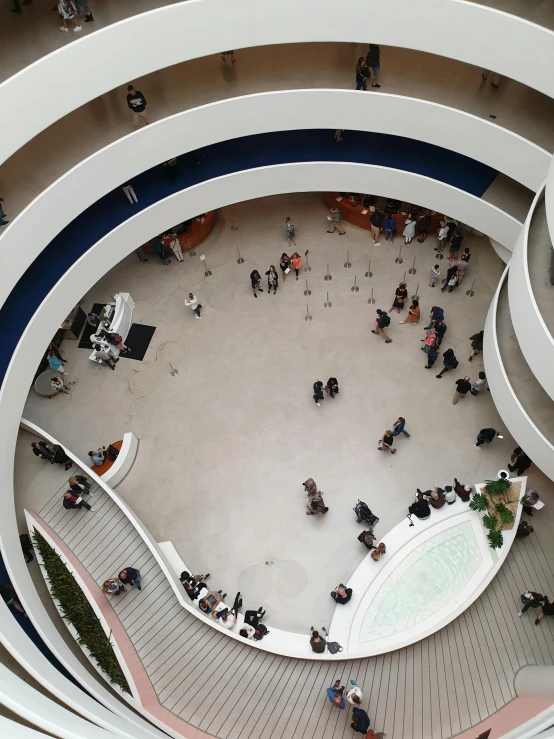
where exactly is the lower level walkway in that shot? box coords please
[22,428,554,739]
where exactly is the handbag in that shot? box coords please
[327,641,343,654]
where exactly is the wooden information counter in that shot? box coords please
[142,209,217,254]
[322,193,443,234]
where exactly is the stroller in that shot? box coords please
[353,500,379,530]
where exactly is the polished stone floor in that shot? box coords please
[21,193,554,632]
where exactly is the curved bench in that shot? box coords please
[92,435,138,488]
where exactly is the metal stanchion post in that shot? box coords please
[324,292,332,308]
[368,287,376,305]
[408,257,417,275]
[395,246,403,264]
[305,303,313,321]
[365,259,373,278]
[351,275,359,292]
[324,263,332,281]
[304,279,311,296]
[412,284,420,301]
[236,246,244,264]
[466,279,476,297]
[344,250,352,268]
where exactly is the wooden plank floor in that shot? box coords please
[34,465,554,739]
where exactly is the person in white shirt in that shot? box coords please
[50,376,70,394]
[184,293,201,318]
[436,222,449,251]
[169,233,184,262]
[471,371,488,396]
[240,623,256,639]
[443,486,457,504]
[346,681,363,705]
[93,344,118,370]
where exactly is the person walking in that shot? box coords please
[378,430,396,454]
[303,478,318,495]
[475,428,504,447]
[355,57,368,90]
[0,584,28,617]
[279,253,291,282]
[371,309,392,343]
[421,328,437,355]
[403,213,416,245]
[62,491,94,512]
[309,627,328,653]
[471,371,488,396]
[434,320,447,346]
[68,476,92,495]
[455,257,469,285]
[122,181,138,205]
[392,416,410,438]
[325,377,339,398]
[425,342,439,369]
[313,381,324,407]
[266,265,278,295]
[184,293,201,318]
[390,282,407,315]
[425,305,444,330]
[250,270,264,297]
[515,521,534,540]
[416,212,431,243]
[453,376,472,405]
[370,209,383,245]
[365,43,381,87]
[168,233,184,262]
[327,207,345,235]
[58,0,81,32]
[518,592,544,617]
[126,85,149,128]
[47,350,68,375]
[285,217,296,246]
[509,447,532,476]
[93,344,118,370]
[326,681,346,709]
[383,212,396,243]
[436,348,458,378]
[118,567,142,591]
[468,330,484,361]
[441,264,458,293]
[429,264,440,287]
[291,252,302,280]
[399,299,420,325]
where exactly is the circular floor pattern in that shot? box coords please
[237,563,275,603]
[129,369,160,396]
[270,559,308,598]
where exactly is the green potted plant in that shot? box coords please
[487,529,504,550]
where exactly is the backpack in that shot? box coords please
[380,313,390,327]
[253,623,269,641]
[327,641,343,654]
[107,444,120,461]
[431,306,444,321]
[452,357,459,369]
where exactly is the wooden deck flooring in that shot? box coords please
[34,465,554,739]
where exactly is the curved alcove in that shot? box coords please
[1,0,554,165]
[0,90,536,310]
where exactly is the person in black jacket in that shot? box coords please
[436,348,457,378]
[476,428,503,447]
[468,330,484,361]
[417,213,431,242]
[509,447,532,476]
[331,584,352,604]
[326,377,339,398]
[250,270,263,297]
[313,381,324,407]
[409,494,431,519]
[126,85,149,128]
[351,707,371,734]
[62,492,93,512]
[370,209,383,245]
[371,309,392,343]
[365,44,381,87]
[434,320,447,346]
[31,441,53,462]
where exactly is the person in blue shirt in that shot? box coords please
[47,351,67,374]
[326,681,345,709]
[391,416,410,438]
[383,212,396,243]
[351,706,371,734]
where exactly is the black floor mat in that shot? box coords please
[120,324,156,361]
[77,303,106,349]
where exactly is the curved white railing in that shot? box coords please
[508,183,554,401]
[1,0,554,165]
[545,152,554,245]
[485,266,554,479]
[0,90,531,308]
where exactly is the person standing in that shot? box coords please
[47,350,68,375]
[279,253,291,282]
[352,708,376,735]
[355,57,368,90]
[436,348,458,378]
[453,376,472,405]
[371,309,392,343]
[93,344,118,369]
[441,264,458,293]
[31,441,54,462]
[58,0,81,32]
[290,252,302,280]
[1,584,28,617]
[370,209,383,245]
[436,221,449,252]
[365,44,381,87]
[266,265,278,295]
[434,320,447,346]
[0,197,8,227]
[87,311,100,333]
[169,233,183,262]
[416,212,431,243]
[425,305,444,330]
[390,282,407,315]
[313,381,324,407]
[250,270,264,297]
[399,299,420,325]
[150,237,170,265]
[309,627,328,653]
[424,342,439,369]
[383,212,396,243]
[119,567,142,591]
[403,214,416,245]
[306,488,328,515]
[475,428,504,447]
[126,85,149,128]
[75,0,93,22]
[303,478,318,495]
[184,293,201,318]
[421,328,437,355]
[468,330,484,361]
[471,371,488,396]
[327,207,345,235]
[455,257,469,285]
[48,342,67,367]
[447,229,464,261]
[285,217,296,246]
[429,264,440,287]
[392,416,410,438]
[509,447,532,476]
[325,377,339,398]
[378,430,396,454]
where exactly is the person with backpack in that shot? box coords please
[371,309,392,343]
[425,305,444,330]
[326,680,346,709]
[421,329,437,355]
[468,330,484,361]
[435,348,458,378]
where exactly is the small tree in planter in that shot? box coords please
[470,476,520,550]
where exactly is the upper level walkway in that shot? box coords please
[17,427,554,739]
[1,0,552,84]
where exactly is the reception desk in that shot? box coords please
[142,210,217,254]
[322,193,443,234]
[88,292,134,363]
